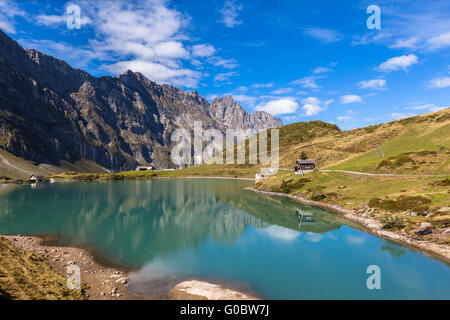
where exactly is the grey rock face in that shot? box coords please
[0,29,282,171]
[209,96,283,130]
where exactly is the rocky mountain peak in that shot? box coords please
[209,96,282,130]
[0,28,283,171]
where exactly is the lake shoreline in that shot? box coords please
[4,175,449,264]
[3,235,147,300]
[0,175,255,184]
[2,177,448,299]
[2,235,258,300]
[245,187,450,264]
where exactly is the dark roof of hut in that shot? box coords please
[296,160,316,164]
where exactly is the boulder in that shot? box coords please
[115,277,128,284]
[420,222,432,228]
[413,222,433,236]
[169,280,257,300]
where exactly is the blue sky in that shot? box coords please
[1,0,449,129]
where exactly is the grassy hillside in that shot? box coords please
[0,148,109,180]
[211,108,449,175]
[255,171,450,209]
[328,111,450,174]
[0,237,84,300]
[278,108,450,174]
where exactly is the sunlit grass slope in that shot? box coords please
[278,108,450,174]
[0,237,84,300]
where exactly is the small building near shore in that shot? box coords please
[294,160,316,175]
[255,171,275,183]
[135,166,155,172]
[29,175,44,183]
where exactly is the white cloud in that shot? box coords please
[352,2,450,52]
[376,54,418,73]
[427,31,450,49]
[0,0,25,33]
[235,86,248,92]
[255,98,299,116]
[219,0,243,28]
[209,57,239,69]
[411,103,435,110]
[291,76,321,89]
[282,115,299,122]
[35,5,92,28]
[303,27,343,43]
[190,59,202,67]
[324,99,334,105]
[358,79,386,90]
[154,41,189,59]
[191,44,216,57]
[312,66,332,74]
[340,95,362,104]
[26,1,238,88]
[271,88,294,95]
[214,71,238,82]
[301,97,325,116]
[407,103,447,113]
[429,107,447,112]
[392,113,416,119]
[251,83,274,88]
[87,1,200,87]
[34,14,66,26]
[389,37,418,49]
[352,31,390,46]
[337,116,352,122]
[428,76,450,89]
[105,59,201,88]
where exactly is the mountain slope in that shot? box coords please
[0,29,282,177]
[211,108,449,175]
[208,96,282,130]
[276,108,450,174]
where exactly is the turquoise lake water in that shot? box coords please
[0,179,448,299]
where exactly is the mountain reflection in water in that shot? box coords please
[1,179,448,299]
[0,179,343,268]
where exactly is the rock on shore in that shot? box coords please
[169,280,257,300]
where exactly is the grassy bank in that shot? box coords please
[254,171,450,244]
[0,237,84,300]
[43,164,260,182]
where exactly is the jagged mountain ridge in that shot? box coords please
[209,96,282,131]
[0,29,282,172]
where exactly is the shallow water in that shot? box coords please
[0,179,448,299]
